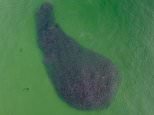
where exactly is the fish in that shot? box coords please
[36,2,119,110]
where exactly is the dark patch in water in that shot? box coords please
[36,2,119,110]
[19,48,23,52]
[23,88,30,91]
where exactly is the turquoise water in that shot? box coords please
[0,0,154,115]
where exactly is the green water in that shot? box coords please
[0,0,154,115]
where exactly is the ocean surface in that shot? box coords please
[0,0,154,115]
